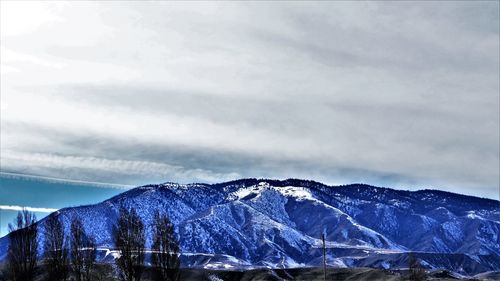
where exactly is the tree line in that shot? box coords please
[2,207,179,281]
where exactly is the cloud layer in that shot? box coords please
[0,205,58,213]
[1,2,498,198]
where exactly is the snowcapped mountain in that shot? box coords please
[0,179,499,276]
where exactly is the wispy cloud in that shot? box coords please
[0,205,58,213]
[0,172,134,190]
[1,151,241,185]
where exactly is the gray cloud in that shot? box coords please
[1,2,498,199]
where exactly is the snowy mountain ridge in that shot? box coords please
[0,178,498,276]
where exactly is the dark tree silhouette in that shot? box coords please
[81,237,96,281]
[408,252,426,281]
[113,207,145,281]
[151,211,180,281]
[43,214,69,281]
[70,217,96,281]
[6,209,38,281]
[92,263,114,281]
[321,232,326,281]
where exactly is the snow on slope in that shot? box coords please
[0,179,498,276]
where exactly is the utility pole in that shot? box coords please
[322,232,326,281]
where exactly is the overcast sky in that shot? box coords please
[1,1,499,199]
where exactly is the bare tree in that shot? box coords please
[113,207,145,281]
[43,214,69,281]
[6,209,38,281]
[151,211,180,281]
[82,237,96,281]
[408,252,426,281]
[70,217,96,281]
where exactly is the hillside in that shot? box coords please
[0,179,498,277]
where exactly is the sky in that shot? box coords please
[0,2,499,235]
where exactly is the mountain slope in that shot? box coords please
[0,179,498,276]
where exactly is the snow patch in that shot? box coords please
[204,263,235,269]
[208,275,224,281]
[230,184,316,202]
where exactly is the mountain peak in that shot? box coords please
[2,179,498,277]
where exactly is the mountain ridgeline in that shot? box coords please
[0,179,499,277]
